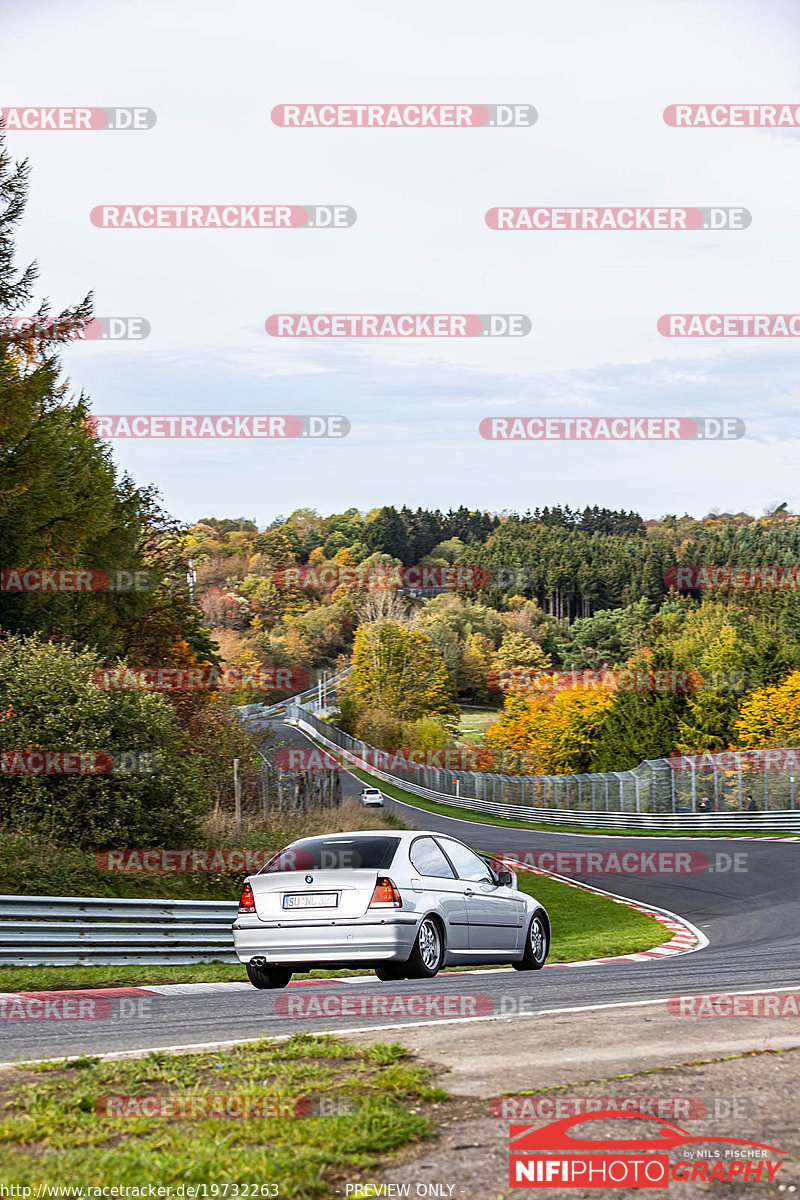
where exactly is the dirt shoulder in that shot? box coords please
[338,1001,800,1199]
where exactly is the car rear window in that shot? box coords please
[262,836,401,872]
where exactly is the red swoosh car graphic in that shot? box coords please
[510,1111,785,1154]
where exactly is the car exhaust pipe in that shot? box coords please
[250,956,267,966]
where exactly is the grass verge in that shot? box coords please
[0,963,377,992]
[511,870,665,960]
[0,1033,447,1195]
[457,706,502,745]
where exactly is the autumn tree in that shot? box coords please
[346,621,457,721]
[495,630,552,672]
[734,672,800,748]
[485,686,614,775]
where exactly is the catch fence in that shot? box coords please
[287,706,800,831]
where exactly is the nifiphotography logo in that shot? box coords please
[508,1111,785,1188]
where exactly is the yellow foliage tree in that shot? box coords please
[347,621,456,720]
[485,686,615,775]
[733,671,800,748]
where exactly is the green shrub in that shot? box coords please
[0,634,207,847]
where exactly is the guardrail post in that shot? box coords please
[233,759,242,831]
[261,764,270,819]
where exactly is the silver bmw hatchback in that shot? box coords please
[233,829,550,989]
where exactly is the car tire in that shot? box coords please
[374,963,407,982]
[513,911,549,971]
[405,916,444,978]
[246,961,293,989]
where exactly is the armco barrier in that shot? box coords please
[236,670,349,723]
[286,706,800,832]
[0,895,238,966]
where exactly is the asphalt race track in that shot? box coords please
[2,714,799,1064]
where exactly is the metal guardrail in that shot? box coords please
[288,708,800,833]
[236,670,349,723]
[0,895,239,967]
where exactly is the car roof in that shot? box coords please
[292,829,448,842]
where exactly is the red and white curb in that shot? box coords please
[0,886,703,1006]
[500,856,706,965]
[0,855,706,1009]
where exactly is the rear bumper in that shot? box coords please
[232,915,419,964]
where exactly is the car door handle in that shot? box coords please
[464,888,474,897]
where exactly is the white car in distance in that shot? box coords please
[361,786,384,807]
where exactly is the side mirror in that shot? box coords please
[497,871,514,887]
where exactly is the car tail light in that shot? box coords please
[239,881,256,914]
[369,876,402,908]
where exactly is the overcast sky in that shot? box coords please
[3,0,800,524]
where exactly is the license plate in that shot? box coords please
[283,892,338,909]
